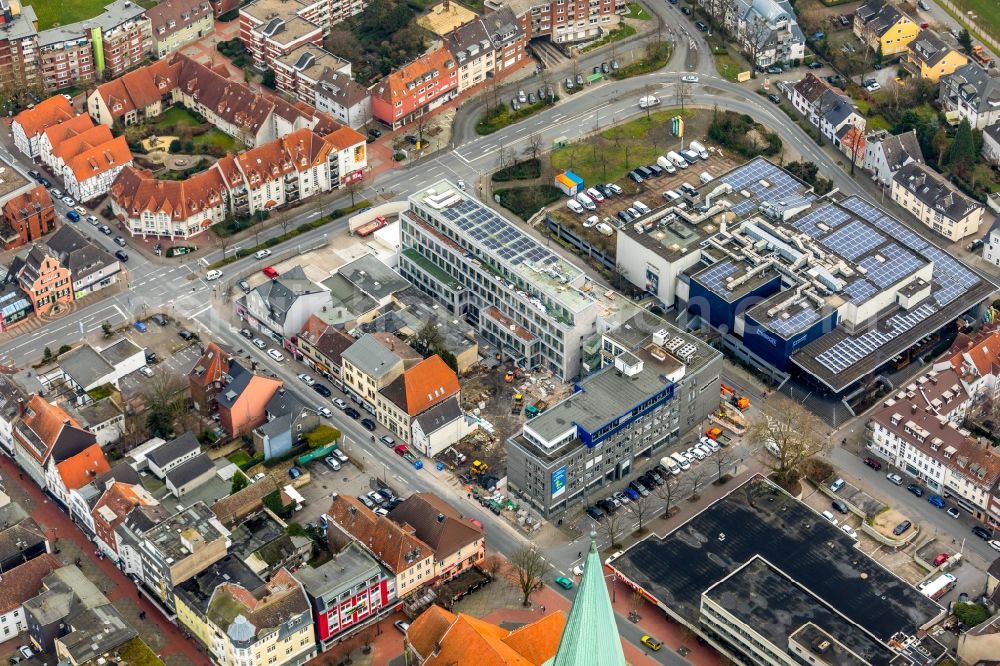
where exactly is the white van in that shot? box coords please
[666,151,689,169]
[656,156,677,174]
[660,457,681,475]
[567,199,584,214]
[633,200,651,214]
[699,171,714,184]
[576,192,596,210]
[662,190,681,202]
[689,140,710,160]
[669,452,691,471]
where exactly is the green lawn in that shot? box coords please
[24,0,110,30]
[715,53,744,81]
[551,108,691,185]
[581,24,637,52]
[948,0,999,41]
[626,2,651,19]
[866,115,892,131]
[151,106,202,129]
[193,128,240,152]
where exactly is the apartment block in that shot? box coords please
[0,1,40,94]
[1,185,55,250]
[239,0,324,72]
[370,47,458,130]
[273,43,351,103]
[147,0,214,58]
[485,0,623,44]
[398,181,603,380]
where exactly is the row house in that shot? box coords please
[371,46,459,130]
[293,542,391,651]
[214,360,284,437]
[45,442,111,523]
[313,68,371,130]
[891,161,984,241]
[0,554,61,643]
[866,369,1000,527]
[0,1,41,94]
[12,96,76,160]
[0,185,55,250]
[188,341,234,412]
[13,244,73,316]
[91,481,159,562]
[375,354,460,445]
[790,73,866,145]
[147,0,214,59]
[296,314,355,389]
[11,395,97,490]
[939,62,1000,130]
[36,112,133,201]
[444,7,526,93]
[238,266,331,341]
[12,225,123,302]
[854,0,919,56]
[485,0,623,44]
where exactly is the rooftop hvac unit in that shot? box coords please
[665,337,685,352]
[677,343,698,361]
[652,328,669,346]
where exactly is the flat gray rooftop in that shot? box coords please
[613,476,943,645]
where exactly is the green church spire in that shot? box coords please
[549,532,627,666]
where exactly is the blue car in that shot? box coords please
[624,487,640,501]
[66,210,80,222]
[928,495,946,508]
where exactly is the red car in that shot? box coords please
[933,553,949,567]
[262,266,279,279]
[863,456,882,471]
[394,444,408,456]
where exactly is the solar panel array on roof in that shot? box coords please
[436,194,559,268]
[842,278,878,304]
[718,158,815,218]
[923,246,980,307]
[857,244,924,289]
[820,219,884,261]
[696,261,739,299]
[840,196,928,252]
[816,302,937,373]
[764,307,821,338]
[791,204,851,238]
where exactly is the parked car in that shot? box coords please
[297,373,316,386]
[973,525,993,540]
[394,620,410,634]
[138,366,153,377]
[564,77,574,90]
[841,524,858,539]
[325,456,341,470]
[380,435,395,446]
[333,398,348,410]
[361,418,377,431]
[554,576,573,590]
[586,505,605,520]
[933,553,949,567]
[768,93,781,103]
[312,383,332,398]
[178,329,194,341]
[607,183,623,195]
[989,540,1000,552]
[66,210,80,222]
[255,249,272,259]
[640,635,663,651]
[98,225,112,235]
[907,483,924,497]
[831,499,849,514]
[114,250,128,262]
[575,73,584,86]
[681,5,691,14]
[892,520,912,536]
[928,495,946,508]
[266,348,284,362]
[694,20,708,31]
[863,456,882,470]
[344,407,361,419]
[947,507,961,519]
[238,280,251,293]
[808,60,823,69]
[288,466,301,479]
[252,338,267,349]
[205,269,223,281]
[886,473,903,485]
[262,266,279,279]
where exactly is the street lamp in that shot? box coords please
[605,573,617,603]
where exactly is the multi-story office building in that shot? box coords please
[398,181,604,380]
[507,314,721,516]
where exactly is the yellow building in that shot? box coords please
[177,565,316,666]
[906,29,969,81]
[854,0,919,56]
[147,0,215,59]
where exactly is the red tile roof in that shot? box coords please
[407,605,566,666]
[41,114,96,153]
[382,355,460,416]
[376,46,456,103]
[22,395,77,456]
[51,125,115,165]
[322,126,366,151]
[0,553,62,614]
[111,164,228,221]
[3,186,53,223]
[326,493,431,573]
[948,328,1000,380]
[66,135,132,183]
[236,128,332,188]
[94,59,181,120]
[92,482,155,535]
[55,442,111,490]
[14,96,75,138]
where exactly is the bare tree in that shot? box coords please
[600,508,625,550]
[277,209,291,237]
[217,233,232,260]
[523,133,543,162]
[627,494,653,533]
[675,80,693,114]
[741,16,770,77]
[344,180,364,208]
[142,371,189,438]
[746,400,830,490]
[508,546,548,607]
[654,474,681,518]
[482,553,504,581]
[687,467,707,501]
[711,447,737,481]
